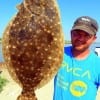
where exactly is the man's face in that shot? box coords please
[71,29,96,51]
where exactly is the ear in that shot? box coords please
[93,35,97,42]
[94,35,97,39]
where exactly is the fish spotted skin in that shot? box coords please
[2,0,64,99]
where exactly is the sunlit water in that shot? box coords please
[0,43,100,62]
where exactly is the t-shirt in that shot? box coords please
[53,46,100,100]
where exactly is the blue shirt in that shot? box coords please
[53,46,100,100]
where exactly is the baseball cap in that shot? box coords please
[71,16,99,35]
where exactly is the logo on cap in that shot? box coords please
[81,17,90,22]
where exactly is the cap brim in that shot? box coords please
[71,25,96,35]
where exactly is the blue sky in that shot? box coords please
[0,0,100,42]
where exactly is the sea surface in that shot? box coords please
[0,44,3,62]
[0,42,100,62]
[65,42,100,50]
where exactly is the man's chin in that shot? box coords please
[74,46,85,51]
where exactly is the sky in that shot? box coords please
[0,0,100,42]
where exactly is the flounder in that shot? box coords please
[2,0,64,100]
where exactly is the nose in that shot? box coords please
[77,35,85,41]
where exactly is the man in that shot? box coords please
[53,16,100,100]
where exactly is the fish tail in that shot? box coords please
[17,90,37,100]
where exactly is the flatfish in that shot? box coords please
[2,0,64,100]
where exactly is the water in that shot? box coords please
[0,44,4,62]
[65,42,100,50]
[0,43,100,62]
[90,42,100,51]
